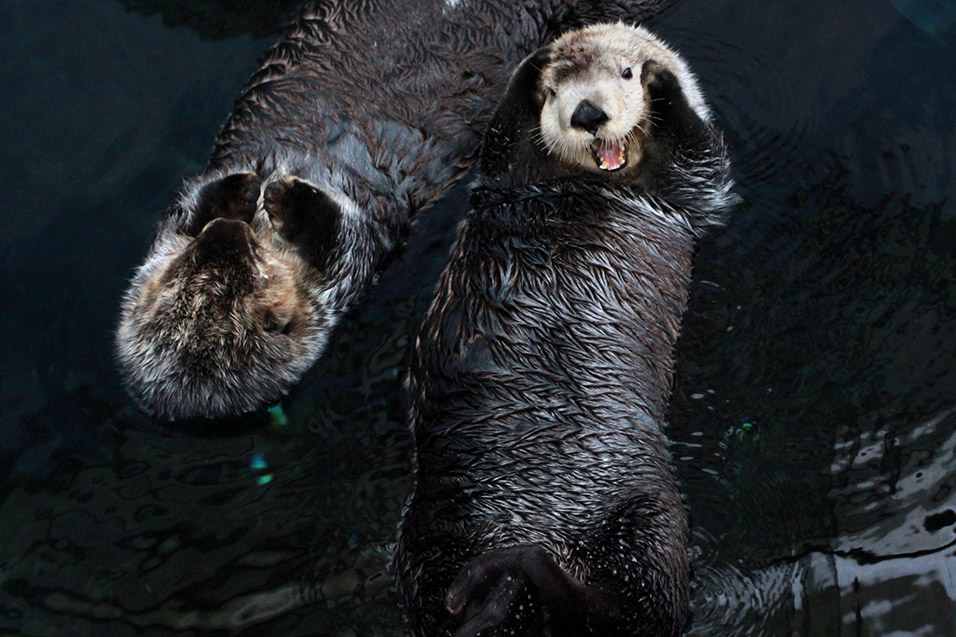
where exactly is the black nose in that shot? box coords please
[570,100,609,135]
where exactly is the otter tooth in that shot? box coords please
[593,139,627,171]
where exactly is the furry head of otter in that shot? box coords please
[537,23,710,174]
[116,173,348,421]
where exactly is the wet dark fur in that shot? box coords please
[116,0,679,421]
[395,39,736,636]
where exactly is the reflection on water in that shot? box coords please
[665,0,956,628]
[1,0,954,634]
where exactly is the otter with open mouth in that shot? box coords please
[395,23,737,637]
[538,23,710,176]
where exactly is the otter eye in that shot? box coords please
[622,67,633,80]
[547,86,556,98]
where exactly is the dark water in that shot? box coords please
[1,0,954,634]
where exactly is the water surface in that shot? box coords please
[1,0,954,634]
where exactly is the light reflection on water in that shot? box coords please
[663,0,956,630]
[0,0,954,634]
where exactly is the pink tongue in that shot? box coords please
[596,140,624,169]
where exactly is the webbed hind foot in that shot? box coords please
[446,544,624,637]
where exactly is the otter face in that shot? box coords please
[116,174,341,421]
[537,24,710,174]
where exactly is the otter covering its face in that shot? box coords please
[116,173,341,421]
[538,23,710,174]
[397,22,738,637]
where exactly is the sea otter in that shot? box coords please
[115,0,679,421]
[394,23,737,636]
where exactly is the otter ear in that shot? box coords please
[264,176,342,271]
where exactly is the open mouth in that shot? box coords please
[590,138,628,172]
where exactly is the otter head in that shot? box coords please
[534,23,711,175]
[116,174,341,421]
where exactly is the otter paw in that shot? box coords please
[263,176,325,241]
[446,545,584,637]
[641,60,695,121]
[223,172,262,220]
[641,60,708,145]
[188,172,261,235]
[264,176,341,269]
[641,60,682,99]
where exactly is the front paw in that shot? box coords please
[221,172,262,222]
[642,60,700,123]
[263,176,328,242]
[641,60,683,104]
[446,545,584,637]
[188,172,261,235]
[641,60,710,151]
[264,176,341,269]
